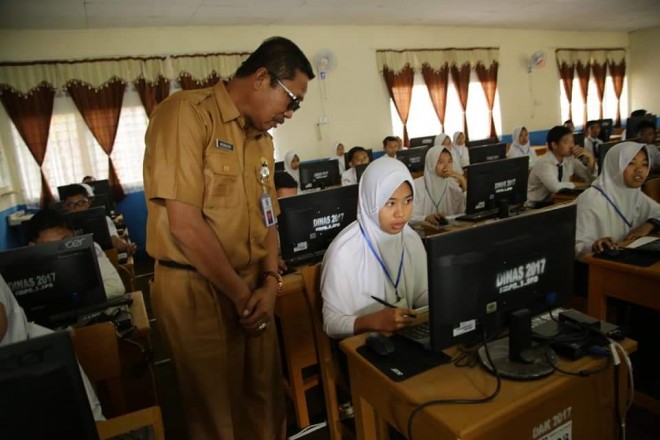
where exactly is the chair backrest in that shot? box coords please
[115,263,135,292]
[642,176,660,203]
[96,406,165,440]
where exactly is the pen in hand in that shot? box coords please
[370,295,416,318]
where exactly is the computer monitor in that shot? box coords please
[466,137,499,148]
[64,206,113,250]
[597,141,620,175]
[464,156,529,215]
[597,119,613,143]
[468,143,507,164]
[86,179,111,197]
[299,160,341,191]
[0,234,106,326]
[0,332,100,439]
[396,146,430,173]
[573,132,585,147]
[275,161,285,172]
[626,114,657,140]
[425,204,576,379]
[278,185,358,265]
[355,163,368,183]
[409,135,436,148]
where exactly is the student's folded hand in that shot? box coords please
[592,237,617,254]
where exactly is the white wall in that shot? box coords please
[0,25,628,162]
[629,25,660,116]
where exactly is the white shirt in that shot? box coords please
[0,275,105,421]
[527,152,595,202]
[575,142,660,257]
[584,137,604,159]
[105,216,118,237]
[341,167,357,186]
[94,243,126,299]
[321,158,428,339]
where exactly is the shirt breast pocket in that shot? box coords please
[205,153,240,209]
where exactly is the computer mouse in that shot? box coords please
[365,332,395,356]
[436,215,449,226]
[600,247,621,257]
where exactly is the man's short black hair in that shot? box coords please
[563,119,573,126]
[235,36,315,83]
[346,146,368,164]
[630,109,647,117]
[546,126,572,149]
[26,209,71,243]
[637,120,656,135]
[586,120,600,129]
[274,171,298,190]
[61,184,89,200]
[382,136,398,147]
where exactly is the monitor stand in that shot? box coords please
[477,308,556,380]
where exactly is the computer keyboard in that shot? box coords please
[456,209,499,222]
[397,322,430,349]
[49,294,134,326]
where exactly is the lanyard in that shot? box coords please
[593,186,633,228]
[515,144,530,155]
[425,181,448,212]
[359,223,404,301]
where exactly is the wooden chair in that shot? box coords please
[302,264,354,440]
[642,176,660,203]
[115,263,135,292]
[96,406,165,440]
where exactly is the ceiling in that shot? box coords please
[1,0,659,32]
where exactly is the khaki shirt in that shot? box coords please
[143,82,280,271]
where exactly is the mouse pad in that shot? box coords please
[593,249,658,267]
[356,335,451,382]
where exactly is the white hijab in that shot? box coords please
[510,126,531,155]
[452,131,465,148]
[575,142,660,256]
[333,142,346,174]
[423,145,452,209]
[284,150,300,185]
[434,133,463,174]
[321,158,428,338]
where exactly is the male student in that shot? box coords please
[26,209,126,299]
[527,125,596,203]
[383,135,399,158]
[584,120,604,161]
[62,184,136,255]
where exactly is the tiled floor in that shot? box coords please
[133,257,659,440]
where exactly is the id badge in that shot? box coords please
[260,193,277,227]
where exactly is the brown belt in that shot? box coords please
[157,260,196,271]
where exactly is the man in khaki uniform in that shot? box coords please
[143,37,314,440]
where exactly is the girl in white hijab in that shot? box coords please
[452,131,471,169]
[333,142,346,174]
[284,150,300,188]
[575,142,660,258]
[506,126,538,168]
[434,133,464,175]
[411,145,466,226]
[321,158,427,339]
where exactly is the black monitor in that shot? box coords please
[466,137,499,148]
[626,114,657,140]
[64,206,113,250]
[355,163,368,183]
[464,156,529,215]
[275,161,285,172]
[0,332,100,439]
[425,204,576,379]
[0,234,106,326]
[409,135,435,148]
[597,141,620,175]
[597,118,613,143]
[278,185,358,265]
[396,146,430,173]
[573,132,585,147]
[468,143,507,164]
[86,179,111,197]
[299,160,341,191]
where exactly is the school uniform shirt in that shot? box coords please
[451,132,471,169]
[0,275,105,421]
[648,145,660,172]
[433,134,464,175]
[584,136,604,160]
[333,143,346,174]
[341,167,357,186]
[284,150,300,188]
[105,216,118,237]
[411,145,466,223]
[506,126,538,168]
[527,152,595,202]
[321,158,428,339]
[94,243,126,299]
[575,142,660,257]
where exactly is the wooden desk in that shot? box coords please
[341,335,636,440]
[275,270,319,428]
[583,254,660,321]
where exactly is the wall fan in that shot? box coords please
[313,49,337,79]
[527,51,546,73]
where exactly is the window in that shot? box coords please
[5,90,149,206]
[390,70,501,142]
[559,74,628,130]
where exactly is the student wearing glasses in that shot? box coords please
[144,36,314,439]
[62,184,136,255]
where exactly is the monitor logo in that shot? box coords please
[0,344,52,371]
[389,367,404,377]
[59,237,85,251]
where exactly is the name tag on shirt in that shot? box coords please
[260,193,277,227]
[216,139,234,151]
